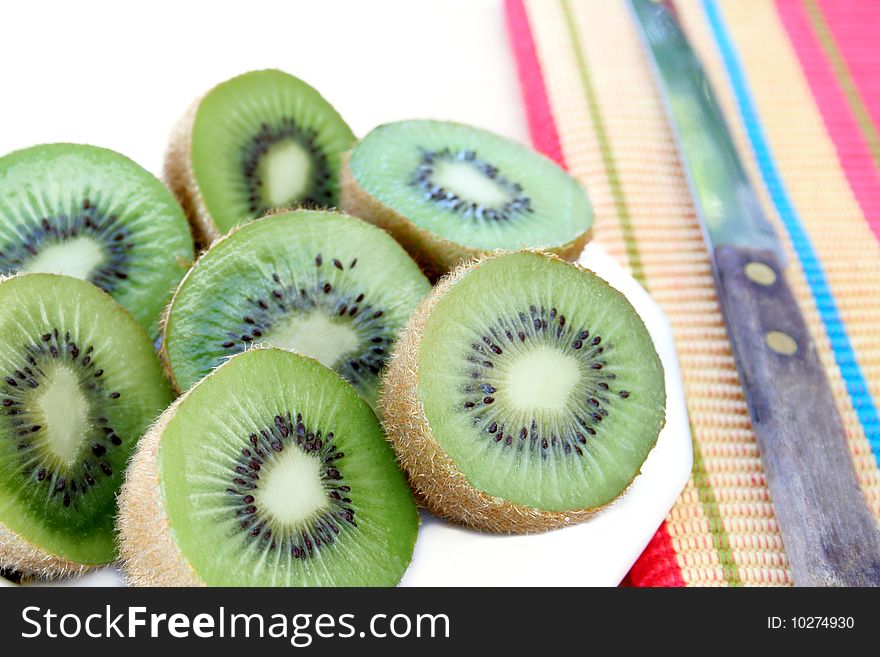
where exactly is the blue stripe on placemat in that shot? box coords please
[703,0,880,464]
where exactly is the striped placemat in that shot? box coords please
[505,0,880,586]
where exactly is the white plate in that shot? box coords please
[6,242,692,588]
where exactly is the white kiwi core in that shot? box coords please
[255,448,329,526]
[22,236,105,281]
[264,312,360,369]
[500,346,581,413]
[34,366,91,467]
[259,140,312,207]
[432,160,511,209]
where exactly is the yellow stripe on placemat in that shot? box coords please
[695,0,880,517]
[524,0,771,586]
[523,1,631,270]
[523,0,880,586]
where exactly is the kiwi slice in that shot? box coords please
[380,251,665,533]
[166,69,356,243]
[341,120,592,278]
[119,347,418,586]
[0,144,194,336]
[162,210,430,406]
[0,274,172,577]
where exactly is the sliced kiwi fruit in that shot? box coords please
[162,210,430,406]
[380,251,665,533]
[0,144,194,336]
[119,347,418,586]
[341,120,592,279]
[166,69,356,244]
[0,273,172,577]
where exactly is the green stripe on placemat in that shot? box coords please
[692,447,742,585]
[560,0,645,285]
[560,0,742,586]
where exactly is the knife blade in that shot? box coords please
[629,0,880,586]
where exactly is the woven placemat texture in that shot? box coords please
[505,0,880,586]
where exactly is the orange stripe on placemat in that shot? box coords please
[514,0,880,587]
[506,0,686,586]
[507,0,764,585]
[556,0,742,586]
[700,0,880,509]
[505,0,684,586]
[558,0,645,286]
[513,0,809,586]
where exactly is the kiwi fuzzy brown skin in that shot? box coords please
[0,523,91,581]
[119,346,421,586]
[116,373,206,587]
[156,213,231,394]
[164,98,218,248]
[379,250,654,534]
[0,276,80,578]
[0,272,172,579]
[340,153,592,281]
[156,208,297,392]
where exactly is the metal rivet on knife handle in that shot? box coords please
[745,261,777,286]
[630,0,880,585]
[766,331,798,356]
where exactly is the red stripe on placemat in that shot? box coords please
[503,0,685,588]
[621,524,686,587]
[504,0,565,166]
[775,0,880,241]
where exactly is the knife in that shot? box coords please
[629,0,880,586]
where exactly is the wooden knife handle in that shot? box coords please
[713,245,880,586]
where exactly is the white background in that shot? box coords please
[0,0,525,176]
[0,0,692,586]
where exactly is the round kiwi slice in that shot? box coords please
[162,210,430,406]
[341,120,593,278]
[119,347,418,586]
[0,144,194,336]
[166,69,356,243]
[380,251,665,533]
[0,273,172,577]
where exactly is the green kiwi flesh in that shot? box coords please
[119,348,419,586]
[384,252,665,523]
[343,120,592,265]
[184,69,355,236]
[0,274,172,571]
[0,143,194,336]
[162,210,430,406]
